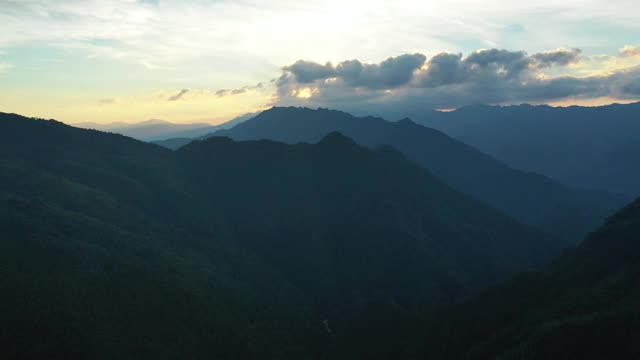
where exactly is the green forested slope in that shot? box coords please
[0,113,566,358]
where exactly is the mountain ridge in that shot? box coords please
[207,106,629,242]
[410,196,640,359]
[71,111,260,142]
[0,111,564,358]
[415,101,640,195]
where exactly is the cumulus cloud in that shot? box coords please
[531,48,582,68]
[339,54,427,89]
[620,45,640,57]
[167,89,189,101]
[416,49,531,88]
[273,47,640,117]
[418,53,466,87]
[283,54,427,90]
[3,1,640,107]
[283,61,336,83]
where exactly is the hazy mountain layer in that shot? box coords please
[209,107,628,242]
[416,102,640,196]
[74,111,259,142]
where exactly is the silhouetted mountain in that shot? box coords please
[219,110,262,129]
[415,102,640,196]
[406,197,640,359]
[210,107,628,242]
[74,111,259,142]
[151,111,261,149]
[74,120,130,128]
[74,118,214,141]
[0,112,559,359]
[150,136,193,149]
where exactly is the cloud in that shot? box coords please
[283,54,427,90]
[0,62,14,74]
[167,89,189,101]
[272,47,640,117]
[418,53,465,87]
[98,98,116,104]
[336,54,427,89]
[531,48,582,68]
[216,88,247,97]
[2,1,639,68]
[620,45,640,57]
[215,83,265,97]
[283,61,336,83]
[465,49,528,69]
[279,48,585,93]
[2,0,640,103]
[417,48,581,88]
[417,49,532,88]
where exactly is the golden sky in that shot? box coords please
[1,0,639,124]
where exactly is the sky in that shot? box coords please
[1,0,639,124]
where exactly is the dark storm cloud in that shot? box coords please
[273,48,640,118]
[167,89,189,101]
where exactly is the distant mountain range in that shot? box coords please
[73,111,259,141]
[414,102,640,196]
[0,112,562,358]
[175,106,626,242]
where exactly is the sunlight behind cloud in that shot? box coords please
[292,87,318,99]
[0,0,639,122]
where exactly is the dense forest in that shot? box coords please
[1,112,638,359]
[0,113,554,358]
[415,198,640,359]
[4,1,640,358]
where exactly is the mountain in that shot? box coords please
[0,112,560,358]
[217,110,261,129]
[74,120,130,129]
[73,118,214,141]
[151,111,262,149]
[74,111,260,142]
[149,136,193,149]
[209,107,628,242]
[414,102,640,196]
[405,197,640,359]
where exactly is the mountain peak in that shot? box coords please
[397,117,416,125]
[317,131,357,147]
[260,106,352,118]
